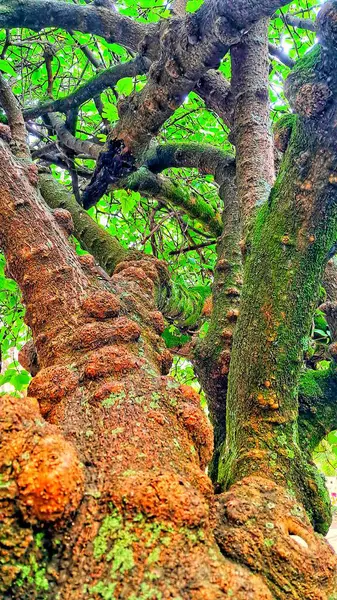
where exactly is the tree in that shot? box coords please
[0,0,337,597]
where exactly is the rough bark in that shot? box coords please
[81,0,292,206]
[193,164,242,481]
[1,124,335,600]
[1,1,337,599]
[108,0,291,157]
[220,30,337,534]
[0,0,152,53]
[194,19,273,481]
[0,136,277,600]
[231,19,275,230]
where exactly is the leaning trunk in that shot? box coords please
[0,138,272,599]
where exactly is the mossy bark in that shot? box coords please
[220,112,337,533]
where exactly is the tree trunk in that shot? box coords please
[0,138,272,599]
[1,2,337,599]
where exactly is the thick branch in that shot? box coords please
[231,19,274,230]
[0,73,28,158]
[0,142,89,366]
[24,57,150,120]
[108,0,292,158]
[125,167,223,237]
[221,7,337,531]
[77,0,288,206]
[144,142,234,183]
[196,70,234,128]
[0,0,153,53]
[194,162,242,481]
[0,1,236,134]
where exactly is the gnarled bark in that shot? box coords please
[0,135,276,600]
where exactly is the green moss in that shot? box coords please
[292,44,321,77]
[111,427,124,436]
[299,369,324,399]
[146,547,161,565]
[90,581,117,599]
[91,508,208,598]
[273,113,296,137]
[149,392,161,409]
[93,512,122,560]
[16,555,49,592]
[101,391,126,408]
[0,474,12,489]
[221,112,337,531]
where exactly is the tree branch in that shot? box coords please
[196,70,234,128]
[0,0,236,134]
[0,73,29,158]
[0,0,154,54]
[269,43,295,68]
[231,19,274,230]
[144,142,234,181]
[39,171,211,328]
[24,56,150,120]
[38,171,131,273]
[193,162,242,481]
[124,167,223,237]
[108,0,293,156]
[283,14,316,32]
[46,112,101,159]
[81,0,291,208]
[38,118,225,236]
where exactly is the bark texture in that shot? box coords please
[1,1,337,599]
[220,30,337,534]
[0,138,272,600]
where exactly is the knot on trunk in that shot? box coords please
[109,471,210,527]
[215,476,337,600]
[0,395,84,525]
[28,365,79,419]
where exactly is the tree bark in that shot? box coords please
[0,136,273,600]
[220,36,337,534]
[1,1,337,599]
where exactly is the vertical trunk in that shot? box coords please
[230,19,274,229]
[194,164,242,480]
[212,22,337,597]
[220,70,337,533]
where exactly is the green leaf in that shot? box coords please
[116,77,134,96]
[0,60,16,77]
